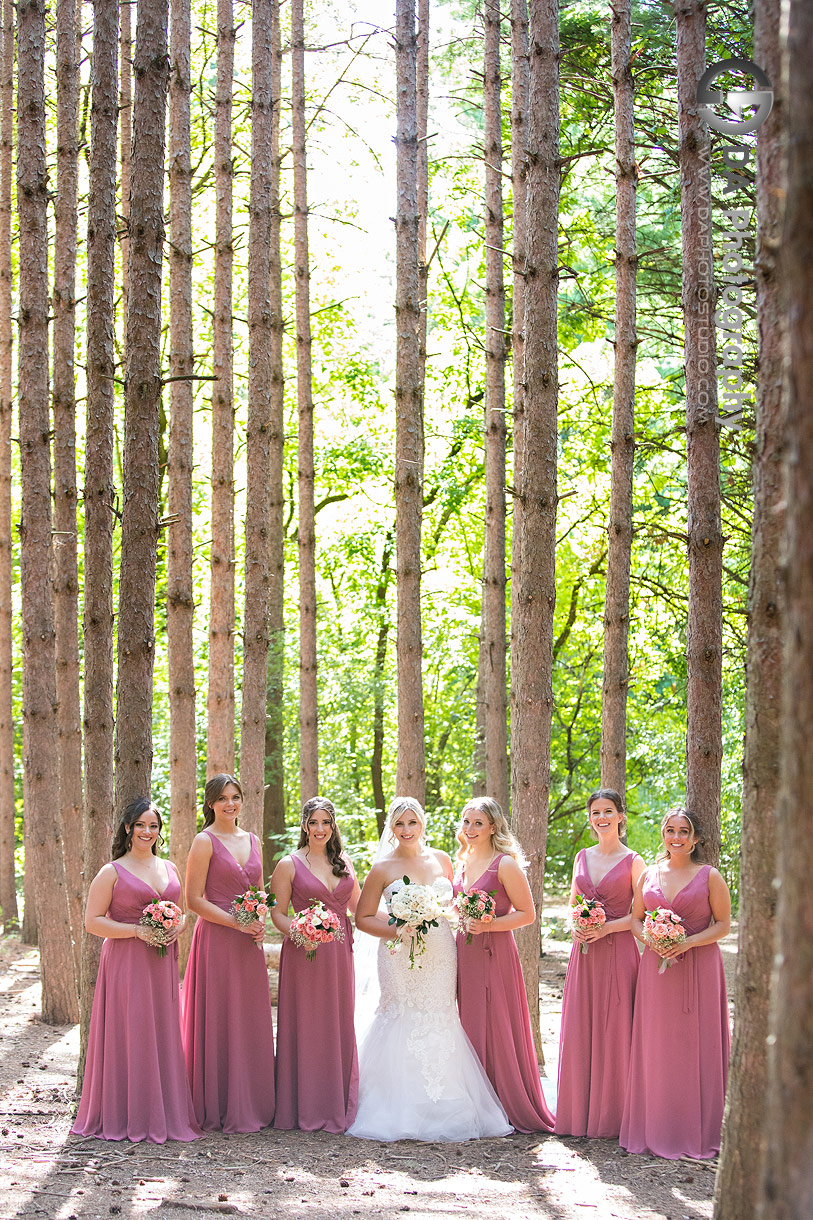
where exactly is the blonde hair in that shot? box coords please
[386,796,427,845]
[456,797,527,868]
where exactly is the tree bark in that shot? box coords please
[600,0,636,801]
[371,532,394,834]
[79,0,118,1088]
[17,0,78,1023]
[119,0,132,327]
[714,5,783,1213]
[394,0,425,805]
[292,0,318,805]
[115,0,169,810]
[0,0,17,928]
[756,7,813,1217]
[206,0,236,776]
[241,0,273,841]
[674,0,722,863]
[511,0,559,1064]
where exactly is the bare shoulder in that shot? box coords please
[189,831,213,856]
[432,848,453,879]
[707,866,729,891]
[274,854,296,877]
[96,861,118,885]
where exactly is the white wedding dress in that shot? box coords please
[348,877,512,1142]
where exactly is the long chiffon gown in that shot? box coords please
[181,831,275,1132]
[454,855,554,1133]
[555,850,640,1138]
[72,861,201,1143]
[620,864,730,1159]
[274,855,359,1132]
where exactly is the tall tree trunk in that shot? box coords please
[600,0,636,801]
[53,0,82,981]
[675,0,722,863]
[714,6,784,1214]
[168,0,196,963]
[416,0,428,442]
[394,0,425,805]
[18,0,78,1023]
[115,0,169,809]
[758,6,813,1212]
[119,0,132,325]
[0,0,17,928]
[207,0,236,777]
[292,0,318,804]
[511,0,559,1064]
[241,0,273,841]
[481,0,509,816]
[264,0,285,880]
[79,0,118,1088]
[371,531,393,834]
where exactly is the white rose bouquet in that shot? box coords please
[386,876,443,968]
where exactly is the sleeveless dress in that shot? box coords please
[71,861,201,1143]
[348,877,512,1142]
[274,854,359,1132]
[181,831,275,1131]
[620,864,730,1159]
[555,850,640,1138]
[454,855,554,1133]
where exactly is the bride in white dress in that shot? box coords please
[348,797,511,1142]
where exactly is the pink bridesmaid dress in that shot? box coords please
[555,850,640,1138]
[181,831,275,1131]
[454,855,554,1133]
[274,855,359,1132]
[620,864,730,1159]
[71,861,201,1143]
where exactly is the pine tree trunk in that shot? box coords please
[482,0,509,816]
[292,0,318,804]
[600,0,636,801]
[675,0,722,863]
[119,0,132,325]
[78,0,118,1089]
[115,0,169,810]
[371,532,393,834]
[206,0,236,776]
[264,0,285,879]
[241,0,273,841]
[394,0,425,804]
[18,0,78,1023]
[714,7,783,1213]
[0,0,17,928]
[511,0,559,1064]
[416,0,428,444]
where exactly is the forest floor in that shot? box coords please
[0,904,738,1220]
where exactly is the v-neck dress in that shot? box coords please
[274,854,359,1132]
[181,831,275,1131]
[454,855,554,1133]
[555,849,641,1138]
[620,864,730,1159]
[71,860,201,1143]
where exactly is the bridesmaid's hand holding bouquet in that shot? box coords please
[454,888,497,944]
[231,886,274,946]
[643,907,687,972]
[139,900,184,956]
[570,894,606,954]
[289,900,345,962]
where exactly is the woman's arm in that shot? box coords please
[354,865,393,939]
[84,864,155,943]
[465,857,535,935]
[346,868,362,917]
[629,868,648,944]
[186,834,264,941]
[659,867,732,958]
[269,857,295,937]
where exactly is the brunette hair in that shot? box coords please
[656,805,705,862]
[202,773,243,828]
[455,797,527,867]
[586,788,627,838]
[385,796,427,846]
[112,798,162,860]
[297,797,349,878]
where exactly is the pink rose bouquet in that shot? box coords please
[289,900,345,962]
[570,894,606,955]
[139,899,184,957]
[231,886,274,948]
[454,888,497,945]
[643,906,687,973]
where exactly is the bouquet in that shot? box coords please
[231,886,274,948]
[454,888,497,944]
[643,906,687,973]
[386,877,443,968]
[289,900,345,962]
[139,899,184,957]
[570,894,606,955]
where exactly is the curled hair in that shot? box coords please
[298,796,349,878]
[112,798,162,860]
[657,805,704,862]
[586,788,627,838]
[202,773,243,828]
[455,797,527,868]
[385,796,427,846]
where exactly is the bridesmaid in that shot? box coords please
[270,797,360,1132]
[72,798,201,1143]
[620,807,731,1159]
[182,774,275,1132]
[454,797,555,1133]
[555,788,645,1138]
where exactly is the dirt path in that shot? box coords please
[0,916,736,1220]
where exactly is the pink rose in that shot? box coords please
[256,903,267,917]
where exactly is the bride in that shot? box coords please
[348,796,512,1142]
